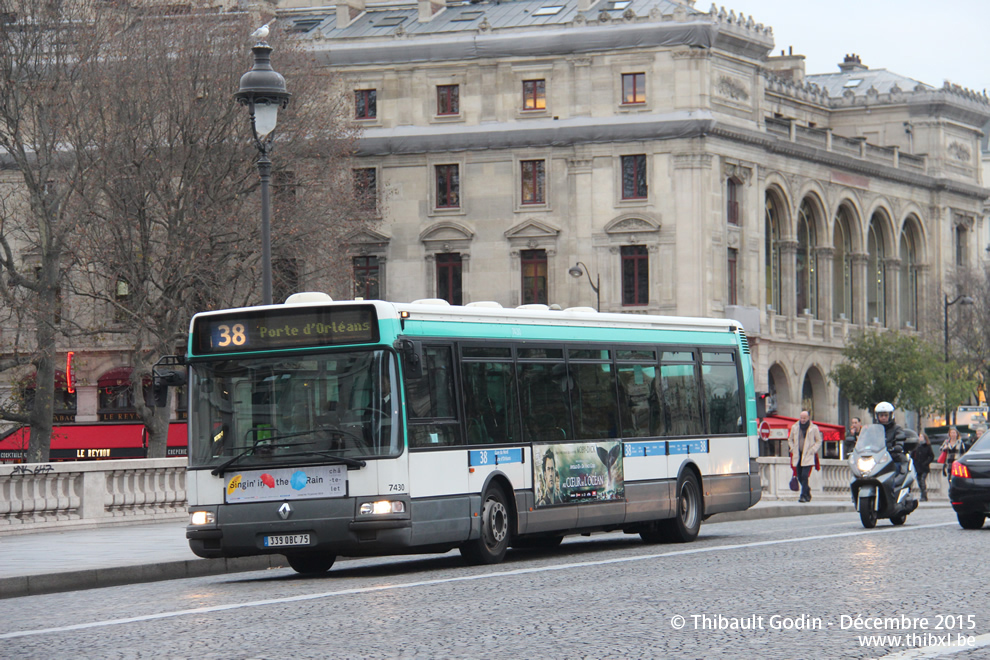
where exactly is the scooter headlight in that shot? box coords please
[857,456,876,474]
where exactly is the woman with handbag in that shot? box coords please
[940,427,964,477]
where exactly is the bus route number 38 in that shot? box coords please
[215,324,247,348]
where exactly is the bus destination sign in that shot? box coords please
[193,306,379,354]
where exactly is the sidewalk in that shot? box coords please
[0,498,941,599]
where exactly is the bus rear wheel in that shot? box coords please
[460,485,511,565]
[287,553,336,575]
[659,472,702,543]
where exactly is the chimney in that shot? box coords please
[838,53,868,73]
[577,0,600,11]
[765,48,806,84]
[336,0,365,28]
[418,0,446,22]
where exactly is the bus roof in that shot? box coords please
[187,296,745,337]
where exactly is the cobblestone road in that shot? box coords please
[1,507,987,659]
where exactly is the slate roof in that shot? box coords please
[806,67,933,99]
[283,0,705,39]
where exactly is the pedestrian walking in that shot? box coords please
[912,432,934,501]
[940,427,964,477]
[788,410,822,503]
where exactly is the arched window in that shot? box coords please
[832,207,854,322]
[796,200,818,318]
[899,226,919,329]
[765,193,782,313]
[867,216,886,324]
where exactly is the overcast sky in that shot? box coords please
[726,0,989,93]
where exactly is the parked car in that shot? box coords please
[948,430,990,530]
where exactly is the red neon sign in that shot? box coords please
[66,351,75,394]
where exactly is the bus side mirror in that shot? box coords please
[393,339,423,380]
[152,354,187,408]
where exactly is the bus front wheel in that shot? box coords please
[287,553,336,575]
[460,485,511,565]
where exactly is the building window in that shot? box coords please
[621,245,648,306]
[796,200,818,318]
[833,207,854,322]
[436,253,463,305]
[522,79,546,110]
[435,164,460,208]
[621,155,647,200]
[521,249,548,304]
[114,277,131,323]
[727,178,740,225]
[955,223,968,269]
[355,89,377,120]
[765,193,782,314]
[521,160,545,205]
[353,168,377,212]
[727,247,738,306]
[622,72,646,104]
[437,84,459,116]
[98,367,139,421]
[354,256,380,300]
[899,230,918,329]
[867,219,886,324]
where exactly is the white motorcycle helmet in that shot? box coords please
[875,401,894,421]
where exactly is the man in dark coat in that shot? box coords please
[912,433,934,501]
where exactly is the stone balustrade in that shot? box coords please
[0,458,187,533]
[1,456,947,534]
[758,456,946,501]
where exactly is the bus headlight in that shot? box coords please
[360,500,405,515]
[190,510,215,525]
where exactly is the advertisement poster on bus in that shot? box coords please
[533,440,624,507]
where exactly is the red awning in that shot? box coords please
[98,367,133,388]
[759,415,846,443]
[0,423,188,450]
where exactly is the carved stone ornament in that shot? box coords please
[715,76,750,101]
[948,141,971,163]
[722,161,752,183]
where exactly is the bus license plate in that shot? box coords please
[264,534,310,548]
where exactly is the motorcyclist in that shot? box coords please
[874,401,908,484]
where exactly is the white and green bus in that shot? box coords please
[183,293,760,574]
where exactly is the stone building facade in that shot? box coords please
[276,0,989,426]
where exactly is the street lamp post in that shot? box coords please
[235,40,290,306]
[568,262,600,311]
[943,293,974,423]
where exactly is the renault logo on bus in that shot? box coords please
[278,502,292,520]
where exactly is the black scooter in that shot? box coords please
[849,425,919,528]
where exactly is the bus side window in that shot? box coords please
[701,352,743,434]
[405,345,460,448]
[462,361,518,445]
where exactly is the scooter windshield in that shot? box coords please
[855,425,887,453]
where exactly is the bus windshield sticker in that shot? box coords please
[224,465,347,503]
[534,441,624,507]
[468,448,523,467]
[193,306,378,354]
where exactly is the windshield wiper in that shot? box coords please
[266,450,367,468]
[211,442,303,476]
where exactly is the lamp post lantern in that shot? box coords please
[235,41,290,306]
[568,262,600,312]
[943,293,974,423]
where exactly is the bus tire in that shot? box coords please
[286,553,336,575]
[460,485,511,565]
[659,472,702,543]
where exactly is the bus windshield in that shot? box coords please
[188,349,400,469]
